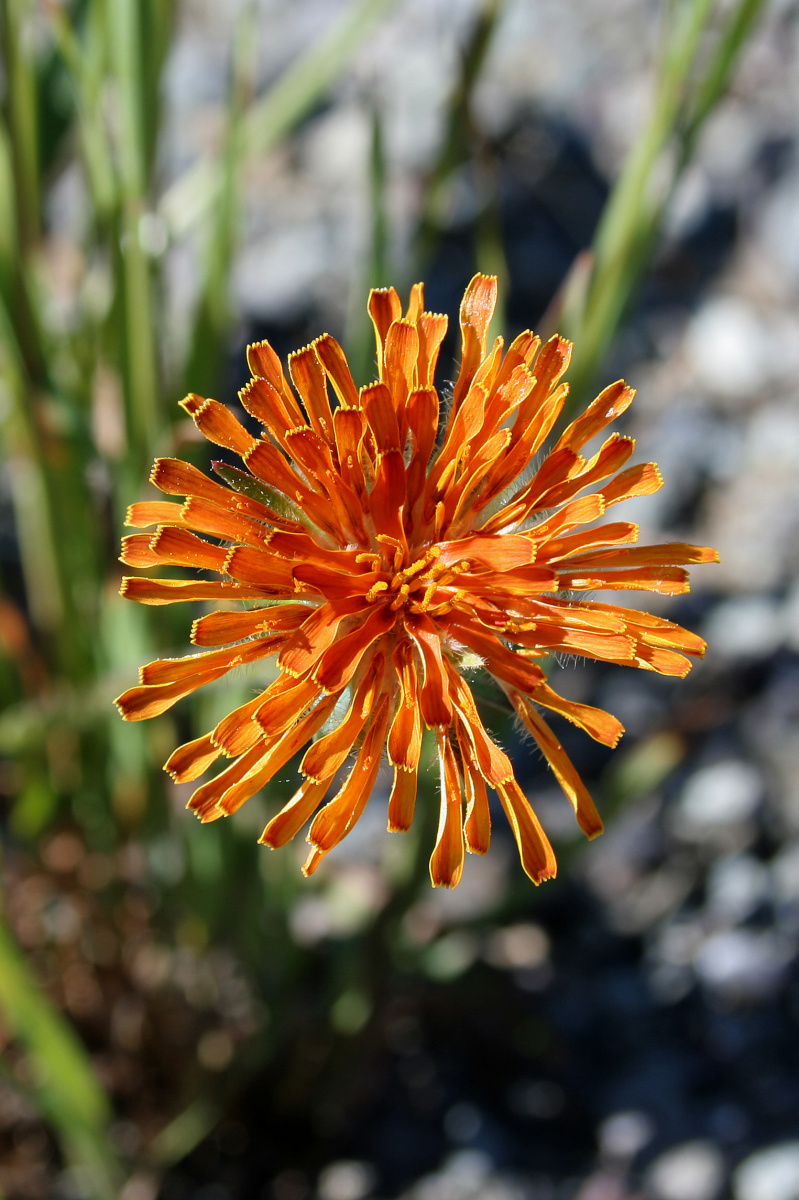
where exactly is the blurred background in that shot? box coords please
[1,0,799,1198]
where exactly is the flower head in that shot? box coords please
[116,275,717,886]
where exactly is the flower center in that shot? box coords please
[359,543,471,617]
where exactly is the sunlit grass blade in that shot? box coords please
[561,0,766,406]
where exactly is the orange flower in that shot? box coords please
[116,275,717,887]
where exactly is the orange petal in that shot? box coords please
[148,527,229,573]
[120,534,163,568]
[383,319,419,416]
[556,566,690,595]
[511,695,603,840]
[180,394,256,456]
[417,312,448,388]
[187,741,268,822]
[448,669,513,785]
[260,775,333,848]
[279,598,364,677]
[150,457,268,520]
[246,338,301,424]
[404,612,451,726]
[313,604,396,693]
[387,640,422,770]
[529,495,606,541]
[223,546,296,592]
[300,652,387,783]
[164,734,222,783]
[306,695,390,854]
[452,274,498,408]
[139,636,277,687]
[115,665,230,721]
[212,690,275,756]
[529,682,624,747]
[602,461,663,506]
[289,345,335,446]
[387,767,418,833]
[496,778,558,883]
[120,578,273,605]
[333,407,368,497]
[555,380,635,453]
[429,729,465,888]
[313,333,360,409]
[179,496,268,548]
[368,287,403,379]
[566,542,719,569]
[445,617,545,695]
[191,602,309,647]
[462,752,491,855]
[437,534,535,571]
[256,675,323,738]
[537,521,639,564]
[126,501,186,528]
[217,694,338,815]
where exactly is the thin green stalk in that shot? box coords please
[184,4,258,398]
[413,0,506,275]
[160,0,399,239]
[1,0,40,249]
[43,0,117,220]
[0,909,121,1200]
[107,0,161,468]
[345,104,390,385]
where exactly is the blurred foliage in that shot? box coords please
[0,0,763,1193]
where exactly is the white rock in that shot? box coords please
[685,297,767,401]
[673,761,762,837]
[694,930,795,1000]
[733,1142,799,1200]
[645,1139,724,1200]
[704,598,782,661]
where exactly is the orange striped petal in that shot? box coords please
[300,653,386,783]
[217,695,338,815]
[387,766,418,833]
[120,578,272,605]
[555,380,635,453]
[306,695,390,854]
[164,734,222,783]
[429,729,465,888]
[511,695,603,840]
[529,682,624,747]
[191,602,309,647]
[602,461,663,506]
[497,778,558,883]
[126,501,186,528]
[148,527,229,572]
[115,665,230,721]
[288,345,335,446]
[180,394,256,456]
[260,775,333,848]
[313,333,360,409]
[452,273,498,408]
